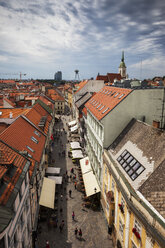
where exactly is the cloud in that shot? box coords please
[0,0,165,79]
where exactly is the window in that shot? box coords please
[26,146,34,153]
[112,179,115,192]
[117,150,145,180]
[34,130,41,137]
[119,219,124,238]
[96,104,102,109]
[99,106,104,111]
[121,196,125,212]
[114,93,119,97]
[134,219,141,234]
[31,136,38,144]
[132,242,137,248]
[102,107,109,114]
[118,94,125,99]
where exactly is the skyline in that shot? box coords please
[0,0,165,80]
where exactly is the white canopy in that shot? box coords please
[68,120,77,127]
[72,150,83,159]
[70,142,81,149]
[39,177,55,209]
[82,171,100,197]
[80,157,92,174]
[70,125,78,132]
[46,167,61,175]
[48,176,63,184]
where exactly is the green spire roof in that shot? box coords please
[119,51,126,68]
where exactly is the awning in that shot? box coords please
[68,120,77,127]
[80,156,92,174]
[72,150,83,159]
[70,142,82,149]
[48,176,63,184]
[39,177,55,209]
[46,167,61,175]
[70,125,78,132]
[82,171,100,197]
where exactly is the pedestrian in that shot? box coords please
[74,181,77,189]
[69,189,72,197]
[78,228,82,239]
[72,211,75,220]
[73,175,76,181]
[74,227,78,237]
[46,240,50,248]
[71,168,74,174]
[70,174,72,182]
[60,194,63,201]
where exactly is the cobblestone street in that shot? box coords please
[36,114,114,248]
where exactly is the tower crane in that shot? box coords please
[0,72,27,80]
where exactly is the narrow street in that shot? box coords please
[36,114,113,248]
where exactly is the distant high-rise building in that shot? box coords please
[119,51,127,78]
[54,71,62,81]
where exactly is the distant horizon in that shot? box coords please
[0,0,165,80]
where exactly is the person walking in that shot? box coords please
[74,181,77,189]
[78,228,82,239]
[74,227,78,237]
[72,211,75,221]
[46,240,50,248]
[69,189,72,197]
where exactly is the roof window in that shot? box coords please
[118,94,125,99]
[111,92,116,96]
[34,130,41,137]
[96,104,102,109]
[26,146,34,153]
[31,136,38,144]
[102,107,109,114]
[90,100,94,104]
[114,93,119,98]
[107,91,112,95]
[99,106,105,111]
[117,150,145,181]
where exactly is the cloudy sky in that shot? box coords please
[0,0,165,80]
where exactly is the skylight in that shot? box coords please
[90,100,94,104]
[95,102,99,107]
[107,91,112,95]
[96,104,102,109]
[34,130,41,137]
[114,93,119,98]
[99,106,105,111]
[117,150,145,181]
[118,94,125,99]
[102,107,109,114]
[31,136,38,144]
[26,146,34,153]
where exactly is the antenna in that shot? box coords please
[74,70,80,81]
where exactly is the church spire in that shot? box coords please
[119,51,127,78]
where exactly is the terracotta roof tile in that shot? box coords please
[0,108,30,119]
[85,86,132,120]
[25,103,52,135]
[0,141,29,205]
[4,97,16,107]
[0,116,46,163]
[74,80,88,94]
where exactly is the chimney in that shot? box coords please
[9,112,13,119]
[152,120,160,129]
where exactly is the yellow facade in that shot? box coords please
[102,154,163,248]
[68,91,73,109]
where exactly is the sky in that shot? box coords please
[0,0,165,80]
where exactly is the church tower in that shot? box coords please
[119,51,127,78]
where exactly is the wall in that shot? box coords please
[102,88,164,148]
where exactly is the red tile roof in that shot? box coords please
[0,141,30,205]
[0,108,30,119]
[39,95,54,109]
[82,107,87,117]
[74,80,88,94]
[25,103,52,135]
[0,116,46,163]
[85,86,132,120]
[96,75,108,81]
